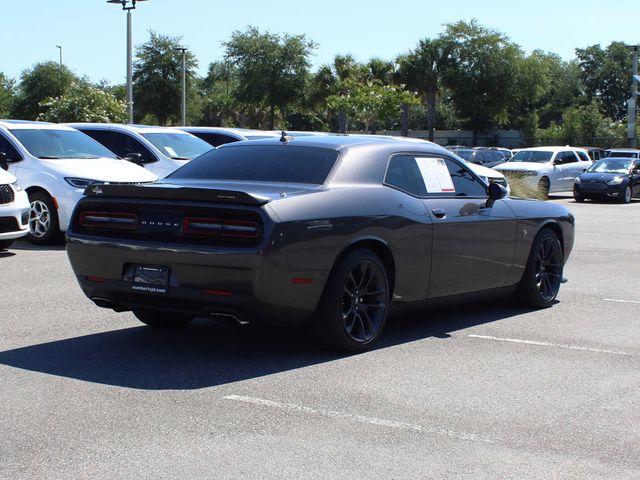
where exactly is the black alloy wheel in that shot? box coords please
[133,309,193,328]
[519,229,563,308]
[621,185,632,204]
[573,192,585,203]
[314,249,389,352]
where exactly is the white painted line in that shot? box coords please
[223,394,494,444]
[603,298,640,305]
[468,334,636,357]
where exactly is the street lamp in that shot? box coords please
[174,47,187,126]
[55,45,63,68]
[107,0,151,124]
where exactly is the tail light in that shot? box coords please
[182,217,260,239]
[79,211,138,231]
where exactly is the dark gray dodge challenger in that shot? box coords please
[66,135,575,352]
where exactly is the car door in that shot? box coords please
[405,155,518,298]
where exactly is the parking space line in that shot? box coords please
[223,394,494,443]
[468,335,636,357]
[603,298,640,305]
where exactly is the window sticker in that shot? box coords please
[164,146,178,158]
[415,157,455,193]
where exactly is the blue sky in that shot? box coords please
[1,0,638,85]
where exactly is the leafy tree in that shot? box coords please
[397,38,451,141]
[199,61,241,126]
[440,20,521,144]
[576,42,631,121]
[12,61,77,120]
[0,73,15,118]
[327,79,418,132]
[133,31,199,125]
[38,82,127,123]
[224,26,316,129]
[536,54,583,127]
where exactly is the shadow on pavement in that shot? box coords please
[11,239,65,251]
[0,301,531,390]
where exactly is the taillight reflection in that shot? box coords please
[182,217,259,239]
[79,211,138,231]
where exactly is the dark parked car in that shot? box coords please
[451,148,506,168]
[573,157,640,203]
[66,136,575,352]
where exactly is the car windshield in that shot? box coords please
[141,132,212,160]
[509,151,553,163]
[454,150,474,161]
[168,145,339,184]
[10,129,117,159]
[587,159,633,174]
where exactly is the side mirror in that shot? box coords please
[124,153,145,165]
[488,182,508,200]
[553,157,564,165]
[0,152,8,171]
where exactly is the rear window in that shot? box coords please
[168,145,339,184]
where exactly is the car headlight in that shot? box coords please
[607,176,624,185]
[10,180,23,191]
[521,170,539,176]
[574,177,581,184]
[65,177,101,188]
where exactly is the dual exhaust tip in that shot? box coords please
[90,297,249,325]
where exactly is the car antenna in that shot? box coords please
[280,131,293,145]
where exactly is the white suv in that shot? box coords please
[67,123,213,178]
[0,165,29,249]
[493,146,591,196]
[0,120,157,244]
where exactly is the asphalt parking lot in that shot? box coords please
[1,195,639,479]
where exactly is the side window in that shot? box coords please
[560,151,578,163]
[443,158,488,196]
[81,129,114,150]
[384,155,427,196]
[110,132,156,163]
[385,155,487,197]
[576,151,590,162]
[0,133,23,162]
[198,133,238,147]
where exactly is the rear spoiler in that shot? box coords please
[83,183,271,206]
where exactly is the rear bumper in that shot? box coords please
[66,236,328,326]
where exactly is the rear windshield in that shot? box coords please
[168,145,339,184]
[509,151,553,163]
[606,151,638,158]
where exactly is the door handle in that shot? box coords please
[431,208,446,219]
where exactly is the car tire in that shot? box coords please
[28,191,60,245]
[573,192,585,203]
[538,177,550,200]
[518,228,563,309]
[620,186,632,204]
[0,239,14,250]
[133,310,193,328]
[312,248,389,353]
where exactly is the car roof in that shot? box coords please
[218,134,449,154]
[65,123,190,135]
[515,146,587,153]
[0,119,76,131]
[605,148,640,152]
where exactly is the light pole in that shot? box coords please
[174,47,187,126]
[55,45,63,68]
[625,45,640,148]
[107,0,150,124]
